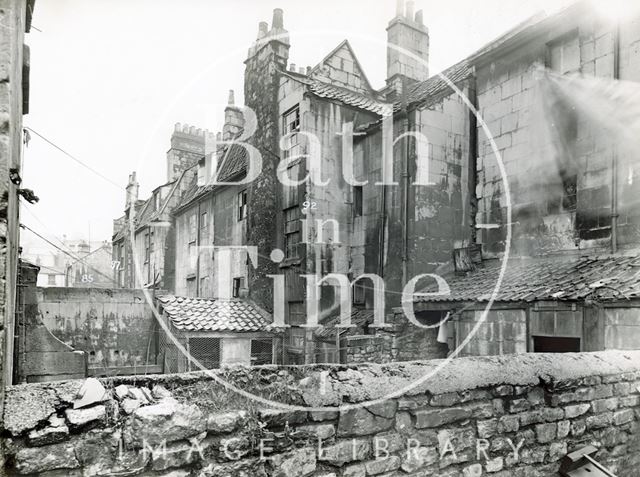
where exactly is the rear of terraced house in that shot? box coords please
[107,0,640,371]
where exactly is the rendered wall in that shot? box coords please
[36,287,159,373]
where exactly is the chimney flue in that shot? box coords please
[272,8,284,29]
[415,9,423,24]
[396,0,404,16]
[228,89,235,105]
[258,21,268,38]
[406,0,414,20]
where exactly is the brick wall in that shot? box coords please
[2,350,640,476]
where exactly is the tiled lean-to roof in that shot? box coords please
[417,255,640,304]
[157,295,277,333]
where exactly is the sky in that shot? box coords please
[21,0,585,254]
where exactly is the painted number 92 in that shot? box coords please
[302,201,317,211]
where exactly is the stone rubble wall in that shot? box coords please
[2,351,640,476]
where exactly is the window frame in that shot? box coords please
[237,190,248,221]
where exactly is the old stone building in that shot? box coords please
[114,0,640,366]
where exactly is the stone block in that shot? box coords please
[401,446,438,472]
[414,407,471,428]
[338,407,394,436]
[564,403,590,418]
[259,409,307,427]
[586,412,613,430]
[477,418,498,438]
[269,447,316,477]
[318,439,370,466]
[297,423,335,440]
[463,463,483,477]
[591,398,618,413]
[207,410,247,434]
[613,409,635,426]
[535,423,556,443]
[430,392,461,406]
[27,415,70,447]
[498,415,519,433]
[549,441,568,462]
[309,410,338,421]
[485,456,504,472]
[65,405,106,428]
[14,442,80,474]
[364,455,401,475]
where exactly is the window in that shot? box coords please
[189,337,220,369]
[282,106,300,160]
[199,276,209,297]
[283,106,300,134]
[287,301,306,326]
[533,336,580,353]
[238,190,247,221]
[144,231,150,263]
[284,206,301,258]
[186,276,196,296]
[548,33,580,74]
[200,212,208,229]
[47,274,56,286]
[251,339,273,365]
[188,243,197,270]
[353,186,363,217]
[353,280,365,305]
[189,214,197,242]
[232,277,244,298]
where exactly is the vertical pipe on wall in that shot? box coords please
[611,21,621,254]
[401,78,410,287]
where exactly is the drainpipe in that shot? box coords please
[401,78,410,287]
[611,21,620,254]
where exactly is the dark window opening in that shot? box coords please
[232,277,243,298]
[284,206,301,258]
[533,336,580,353]
[238,190,247,221]
[353,185,363,217]
[251,339,273,365]
[353,280,365,305]
[189,337,221,369]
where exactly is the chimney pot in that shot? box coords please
[298,67,305,74]
[272,8,284,29]
[258,21,268,38]
[415,9,423,24]
[406,0,414,20]
[290,63,296,71]
[182,124,189,133]
[228,89,235,105]
[396,0,404,16]
[306,66,312,75]
[175,122,181,132]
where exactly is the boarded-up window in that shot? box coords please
[530,305,583,352]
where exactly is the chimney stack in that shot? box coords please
[223,89,245,140]
[258,21,268,38]
[386,0,429,96]
[125,171,139,209]
[272,8,284,29]
[246,8,290,63]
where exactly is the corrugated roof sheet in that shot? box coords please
[157,295,278,332]
[417,255,640,303]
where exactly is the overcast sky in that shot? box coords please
[22,0,584,254]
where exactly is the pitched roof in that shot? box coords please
[404,60,472,109]
[417,254,640,304]
[310,39,374,93]
[315,308,374,340]
[174,141,249,213]
[157,295,277,333]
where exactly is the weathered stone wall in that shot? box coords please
[4,350,639,476]
[475,8,640,257]
[36,288,159,372]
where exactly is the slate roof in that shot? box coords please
[157,295,277,333]
[417,255,640,304]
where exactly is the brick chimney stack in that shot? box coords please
[386,0,429,96]
[222,89,245,140]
